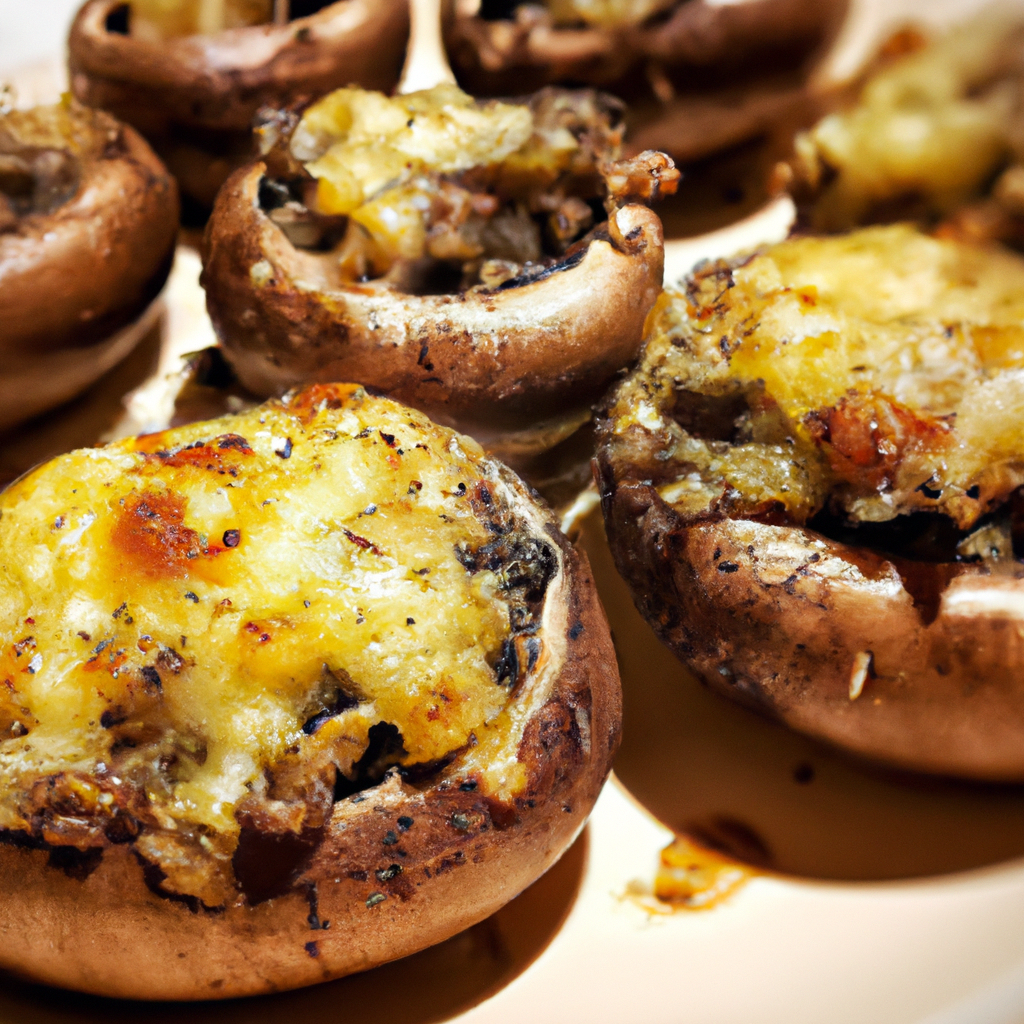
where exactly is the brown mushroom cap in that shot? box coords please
[0,451,620,1001]
[0,105,178,431]
[443,0,847,103]
[201,159,665,439]
[68,0,410,206]
[595,460,1024,781]
[594,223,1024,781]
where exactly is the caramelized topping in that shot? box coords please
[605,225,1024,530]
[0,386,558,905]
[255,84,674,288]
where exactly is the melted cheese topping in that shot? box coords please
[0,386,547,904]
[127,0,271,40]
[608,225,1024,528]
[294,85,536,211]
[288,85,614,279]
[795,12,1019,229]
[545,0,676,28]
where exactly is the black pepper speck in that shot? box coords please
[140,666,162,690]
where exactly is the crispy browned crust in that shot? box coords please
[201,161,664,435]
[443,0,846,101]
[0,116,178,431]
[0,479,620,1000]
[67,0,409,205]
[595,452,1024,782]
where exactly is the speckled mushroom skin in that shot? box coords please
[443,0,846,102]
[0,111,178,431]
[68,0,409,206]
[0,504,620,1000]
[594,457,1024,782]
[201,161,665,435]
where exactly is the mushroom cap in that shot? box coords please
[68,0,410,204]
[201,160,665,438]
[596,458,1024,781]
[0,107,178,430]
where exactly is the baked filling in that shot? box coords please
[459,0,676,31]
[0,385,558,906]
[255,83,664,290]
[605,225,1024,540]
[793,12,1024,230]
[116,0,276,40]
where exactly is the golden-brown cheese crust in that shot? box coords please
[596,226,1024,781]
[0,104,178,430]
[67,0,410,206]
[0,386,620,999]
[201,160,665,435]
[605,226,1024,530]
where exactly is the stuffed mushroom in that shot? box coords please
[0,383,620,999]
[201,83,677,460]
[444,0,847,184]
[788,11,1024,236]
[597,223,1024,781]
[0,99,178,431]
[68,0,410,209]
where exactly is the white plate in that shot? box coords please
[4,3,1024,1021]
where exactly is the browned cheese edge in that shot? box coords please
[0,489,621,1000]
